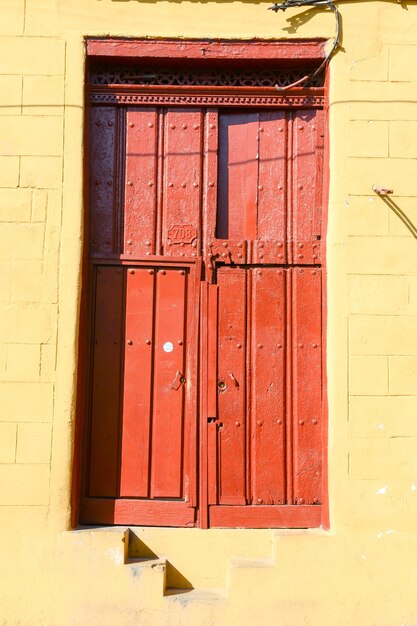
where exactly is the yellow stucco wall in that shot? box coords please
[1,1,417,624]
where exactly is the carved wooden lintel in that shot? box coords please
[90,85,324,108]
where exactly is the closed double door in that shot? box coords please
[81,104,323,528]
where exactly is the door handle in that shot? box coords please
[229,372,239,388]
[171,370,186,390]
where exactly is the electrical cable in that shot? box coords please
[268,0,341,91]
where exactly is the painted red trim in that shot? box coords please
[199,283,209,529]
[81,497,196,527]
[320,63,331,532]
[86,38,327,62]
[209,505,322,528]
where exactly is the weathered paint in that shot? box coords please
[86,38,327,61]
[82,261,199,526]
[84,72,324,527]
[1,1,417,625]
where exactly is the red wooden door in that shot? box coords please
[82,107,203,526]
[82,99,324,528]
[201,109,324,528]
[83,261,199,526]
[205,266,322,528]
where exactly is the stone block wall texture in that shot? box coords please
[0,1,416,625]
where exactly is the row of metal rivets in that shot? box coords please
[126,268,186,275]
[168,123,201,130]
[126,339,183,346]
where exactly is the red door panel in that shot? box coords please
[291,109,324,264]
[124,108,158,256]
[291,267,322,505]
[208,266,322,527]
[83,263,197,526]
[89,107,117,257]
[250,267,286,506]
[163,109,203,258]
[213,267,287,510]
[204,282,219,510]
[88,266,123,497]
[255,111,287,261]
[119,267,154,497]
[216,267,247,505]
[151,267,187,498]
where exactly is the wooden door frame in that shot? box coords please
[73,37,329,530]
[86,38,327,111]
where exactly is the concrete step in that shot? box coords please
[125,556,167,600]
[128,526,273,589]
[56,527,167,625]
[56,525,289,626]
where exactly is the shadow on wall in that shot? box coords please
[278,4,345,51]
[379,196,417,239]
[94,0,345,51]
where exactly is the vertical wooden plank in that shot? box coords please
[285,268,294,504]
[124,108,158,256]
[217,268,247,505]
[119,267,154,497]
[198,276,215,520]
[183,259,201,508]
[199,282,209,524]
[203,109,218,278]
[155,109,165,256]
[88,266,123,497]
[217,113,259,241]
[207,284,219,505]
[207,284,218,420]
[286,113,294,265]
[292,268,322,505]
[313,108,324,246]
[257,112,287,251]
[292,109,323,263]
[89,107,117,256]
[250,267,286,505]
[163,109,202,257]
[151,267,187,498]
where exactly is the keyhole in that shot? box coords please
[218,380,226,391]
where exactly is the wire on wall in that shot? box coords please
[268,0,341,90]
